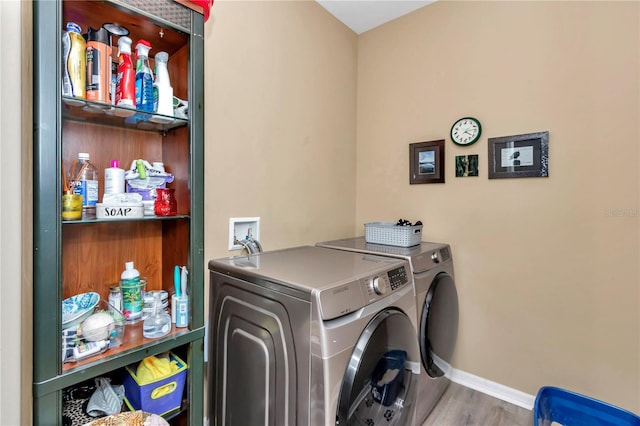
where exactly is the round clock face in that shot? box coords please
[451,117,482,146]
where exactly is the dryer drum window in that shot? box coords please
[420,273,459,377]
[337,308,419,426]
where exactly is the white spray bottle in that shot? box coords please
[154,51,174,117]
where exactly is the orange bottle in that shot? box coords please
[85,27,111,104]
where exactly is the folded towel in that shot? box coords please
[86,377,125,417]
[136,354,179,384]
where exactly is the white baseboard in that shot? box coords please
[449,368,536,410]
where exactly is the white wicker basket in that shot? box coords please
[364,222,422,247]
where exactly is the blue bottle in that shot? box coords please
[134,40,154,112]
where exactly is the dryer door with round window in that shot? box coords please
[337,308,420,426]
[419,272,459,378]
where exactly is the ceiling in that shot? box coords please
[315,0,435,34]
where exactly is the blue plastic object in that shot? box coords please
[123,352,188,416]
[534,386,640,426]
[370,350,407,407]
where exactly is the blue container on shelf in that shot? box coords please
[123,352,188,417]
[534,386,640,426]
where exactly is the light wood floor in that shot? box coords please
[422,382,533,426]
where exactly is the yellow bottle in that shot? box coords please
[62,22,86,101]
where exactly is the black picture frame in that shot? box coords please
[410,139,445,184]
[488,131,549,179]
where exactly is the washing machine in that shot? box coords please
[316,237,459,425]
[208,245,421,426]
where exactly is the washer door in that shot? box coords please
[419,272,459,378]
[337,308,419,426]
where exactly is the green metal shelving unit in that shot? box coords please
[32,1,205,424]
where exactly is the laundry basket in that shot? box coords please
[534,386,640,426]
[364,222,422,247]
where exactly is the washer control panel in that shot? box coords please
[387,266,408,290]
[318,263,411,320]
[363,266,409,301]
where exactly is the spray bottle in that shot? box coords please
[153,52,174,117]
[115,36,135,109]
[134,40,154,112]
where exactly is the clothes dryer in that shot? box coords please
[317,238,459,425]
[208,246,421,426]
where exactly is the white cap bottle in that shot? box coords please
[154,52,174,117]
[104,159,125,196]
[73,152,99,220]
[121,261,143,321]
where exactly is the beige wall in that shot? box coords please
[8,0,638,421]
[203,5,357,412]
[204,0,358,261]
[1,1,24,425]
[356,0,639,412]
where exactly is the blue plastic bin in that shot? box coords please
[370,350,407,407]
[534,386,640,426]
[123,352,188,417]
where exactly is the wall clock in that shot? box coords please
[450,117,482,146]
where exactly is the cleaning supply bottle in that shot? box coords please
[62,22,86,101]
[115,36,135,109]
[104,159,125,195]
[110,61,118,106]
[73,340,108,361]
[134,40,154,112]
[86,26,111,104]
[121,261,143,322]
[72,152,99,219]
[153,52,174,117]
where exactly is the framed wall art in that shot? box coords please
[455,154,479,177]
[488,131,549,179]
[410,139,445,184]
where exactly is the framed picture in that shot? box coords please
[455,154,479,177]
[410,139,445,184]
[488,131,549,179]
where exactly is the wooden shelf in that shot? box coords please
[33,328,204,398]
[62,322,192,372]
[62,215,190,225]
